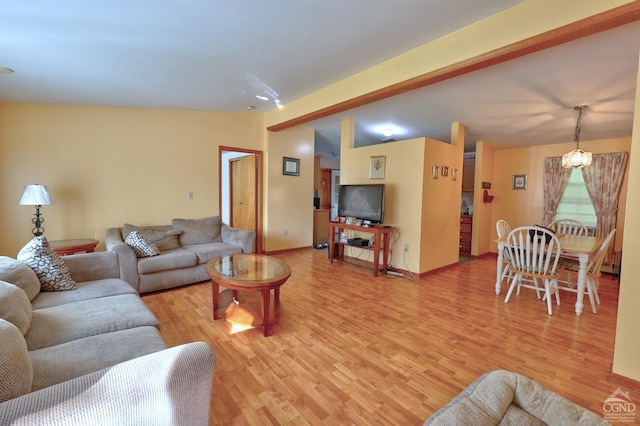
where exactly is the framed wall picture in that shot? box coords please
[369,155,385,179]
[441,166,449,177]
[432,166,439,179]
[283,157,300,176]
[512,174,527,190]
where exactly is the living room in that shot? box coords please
[1,0,640,422]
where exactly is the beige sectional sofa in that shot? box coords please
[425,370,607,425]
[106,216,256,294]
[0,251,215,425]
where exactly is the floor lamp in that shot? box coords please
[19,184,55,236]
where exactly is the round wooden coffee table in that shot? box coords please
[206,254,291,336]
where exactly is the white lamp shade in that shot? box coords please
[19,185,55,206]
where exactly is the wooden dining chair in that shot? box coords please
[495,220,513,288]
[549,219,588,236]
[504,226,562,315]
[556,229,616,313]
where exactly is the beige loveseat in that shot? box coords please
[0,251,215,425]
[105,216,256,294]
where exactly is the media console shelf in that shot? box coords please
[327,222,394,276]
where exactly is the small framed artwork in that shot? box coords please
[452,169,458,181]
[441,166,449,177]
[283,157,300,176]
[512,174,527,190]
[369,155,386,179]
[432,166,439,179]
[339,232,349,243]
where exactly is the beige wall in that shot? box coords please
[472,141,496,256]
[264,126,315,252]
[478,137,631,255]
[0,103,267,256]
[613,53,640,382]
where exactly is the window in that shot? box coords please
[555,168,597,228]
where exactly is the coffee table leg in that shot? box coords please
[262,289,270,337]
[212,281,220,320]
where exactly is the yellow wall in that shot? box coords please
[0,103,273,255]
[478,137,631,255]
[264,126,315,252]
[613,53,640,382]
[472,141,496,256]
[420,130,465,271]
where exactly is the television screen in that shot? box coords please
[337,184,385,224]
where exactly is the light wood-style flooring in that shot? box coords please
[141,249,628,425]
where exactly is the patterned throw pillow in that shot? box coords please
[17,236,77,292]
[124,231,160,258]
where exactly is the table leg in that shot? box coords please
[373,235,380,277]
[495,242,504,294]
[212,281,220,320]
[261,289,271,336]
[382,232,390,274]
[574,253,588,315]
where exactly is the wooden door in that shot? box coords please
[231,155,257,233]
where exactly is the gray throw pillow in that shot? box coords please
[172,216,222,245]
[124,231,160,258]
[0,256,41,301]
[0,281,32,335]
[122,224,181,251]
[17,236,77,292]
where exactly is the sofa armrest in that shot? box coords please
[63,251,121,282]
[105,227,139,291]
[221,224,256,253]
[0,342,216,426]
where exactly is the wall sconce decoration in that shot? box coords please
[452,169,458,181]
[432,166,439,179]
[483,189,495,203]
[482,182,492,189]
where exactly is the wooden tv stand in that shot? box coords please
[327,222,394,276]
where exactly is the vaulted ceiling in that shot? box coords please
[1,1,638,156]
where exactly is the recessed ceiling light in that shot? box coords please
[247,105,256,110]
[255,95,269,101]
[0,67,14,74]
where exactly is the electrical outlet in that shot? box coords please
[404,243,409,252]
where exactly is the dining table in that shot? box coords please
[495,233,604,315]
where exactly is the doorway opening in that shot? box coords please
[219,146,263,254]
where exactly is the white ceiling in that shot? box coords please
[1,1,638,156]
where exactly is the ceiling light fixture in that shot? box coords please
[382,128,393,137]
[562,104,592,168]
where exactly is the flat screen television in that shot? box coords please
[337,184,385,224]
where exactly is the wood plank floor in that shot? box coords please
[141,248,629,425]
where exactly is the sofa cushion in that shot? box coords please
[0,281,32,335]
[183,242,243,264]
[0,256,41,301]
[29,326,168,391]
[17,236,77,291]
[122,224,181,251]
[31,278,137,310]
[137,248,198,275]
[124,231,160,258]
[172,216,222,245]
[25,294,159,350]
[0,319,32,403]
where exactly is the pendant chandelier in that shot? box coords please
[562,104,592,168]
